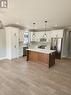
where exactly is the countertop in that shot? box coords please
[26,48,55,54]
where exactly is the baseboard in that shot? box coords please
[0,57,7,60]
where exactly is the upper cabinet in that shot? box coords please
[19,29,23,42]
[30,29,64,43]
[29,29,64,49]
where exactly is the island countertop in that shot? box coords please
[26,48,55,54]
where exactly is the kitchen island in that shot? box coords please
[26,48,55,68]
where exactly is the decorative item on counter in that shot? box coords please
[38,44,47,49]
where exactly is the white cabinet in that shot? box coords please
[6,27,23,60]
[30,29,63,42]
[11,29,19,59]
[18,29,23,57]
[6,27,19,59]
[29,29,64,49]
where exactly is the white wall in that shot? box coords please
[0,0,71,28]
[0,29,6,59]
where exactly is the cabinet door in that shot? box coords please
[11,28,19,44]
[11,28,19,59]
[29,51,38,62]
[19,47,23,57]
[19,30,23,42]
[18,30,23,57]
[38,53,49,63]
[11,43,19,59]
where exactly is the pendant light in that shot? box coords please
[32,23,36,41]
[43,21,47,38]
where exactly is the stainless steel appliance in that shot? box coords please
[51,37,63,59]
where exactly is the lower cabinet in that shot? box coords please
[38,53,49,63]
[19,47,23,57]
[23,47,28,56]
[26,50,55,68]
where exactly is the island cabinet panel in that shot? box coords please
[38,53,49,64]
[26,50,55,68]
[29,51,38,62]
[49,52,55,67]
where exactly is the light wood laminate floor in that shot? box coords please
[0,57,71,95]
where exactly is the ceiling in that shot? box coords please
[0,0,71,29]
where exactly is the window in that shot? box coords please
[0,0,7,8]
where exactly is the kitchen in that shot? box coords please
[26,27,71,67]
[0,0,71,95]
[0,20,71,67]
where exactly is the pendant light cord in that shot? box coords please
[32,23,36,41]
[43,21,47,37]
